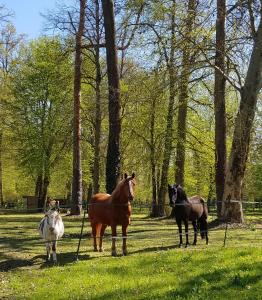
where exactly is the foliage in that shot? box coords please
[7,37,73,190]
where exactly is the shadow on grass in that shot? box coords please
[0,251,92,272]
[130,243,180,254]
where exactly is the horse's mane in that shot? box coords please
[177,185,189,202]
[111,178,128,202]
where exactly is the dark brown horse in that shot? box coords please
[88,173,136,256]
[168,184,208,247]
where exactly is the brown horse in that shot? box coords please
[168,184,208,247]
[88,173,136,256]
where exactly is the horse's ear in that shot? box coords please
[131,172,135,178]
[124,173,128,179]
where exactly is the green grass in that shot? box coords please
[0,211,262,300]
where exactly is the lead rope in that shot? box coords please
[75,202,87,261]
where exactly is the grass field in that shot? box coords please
[0,209,262,300]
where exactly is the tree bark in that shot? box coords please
[221,13,262,223]
[175,0,196,187]
[35,173,43,211]
[93,0,102,194]
[214,0,226,218]
[71,0,86,215]
[157,6,176,217]
[102,0,121,194]
[150,90,158,217]
[0,131,3,207]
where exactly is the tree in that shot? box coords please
[0,23,23,206]
[175,0,197,186]
[102,0,121,194]
[221,5,262,222]
[214,0,226,218]
[9,37,73,210]
[71,0,86,215]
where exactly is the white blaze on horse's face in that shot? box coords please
[172,186,178,203]
[46,210,59,233]
[128,179,134,200]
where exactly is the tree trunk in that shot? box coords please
[214,0,226,218]
[157,9,176,217]
[102,0,121,194]
[221,15,262,223]
[35,173,43,211]
[150,91,158,217]
[175,0,196,186]
[71,0,86,215]
[0,131,3,207]
[93,0,102,194]
[41,176,49,208]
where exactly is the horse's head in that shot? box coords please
[123,172,136,201]
[168,184,187,207]
[45,209,61,233]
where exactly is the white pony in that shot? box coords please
[38,206,64,263]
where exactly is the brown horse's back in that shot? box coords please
[188,195,208,220]
[89,193,112,226]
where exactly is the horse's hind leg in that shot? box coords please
[204,220,209,245]
[177,219,183,247]
[185,220,189,247]
[91,223,98,251]
[122,225,128,256]
[192,220,197,245]
[99,224,107,252]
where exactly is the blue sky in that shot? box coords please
[2,0,65,39]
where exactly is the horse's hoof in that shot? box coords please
[179,244,183,248]
[122,250,127,256]
[193,242,197,246]
[185,244,190,248]
[94,248,98,252]
[99,248,104,252]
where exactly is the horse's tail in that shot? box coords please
[199,198,208,239]
[199,219,206,239]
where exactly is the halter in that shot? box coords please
[169,184,186,207]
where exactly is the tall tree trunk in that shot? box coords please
[35,173,43,211]
[157,8,176,217]
[175,0,196,186]
[42,176,49,208]
[93,0,102,194]
[150,91,158,217]
[221,14,262,223]
[0,131,3,207]
[102,0,121,194]
[214,0,226,218]
[71,0,86,215]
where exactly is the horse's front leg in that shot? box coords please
[46,242,51,261]
[176,219,183,247]
[192,220,197,245]
[111,224,117,256]
[52,240,57,263]
[185,220,189,247]
[122,225,128,256]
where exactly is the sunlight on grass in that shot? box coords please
[0,211,262,299]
